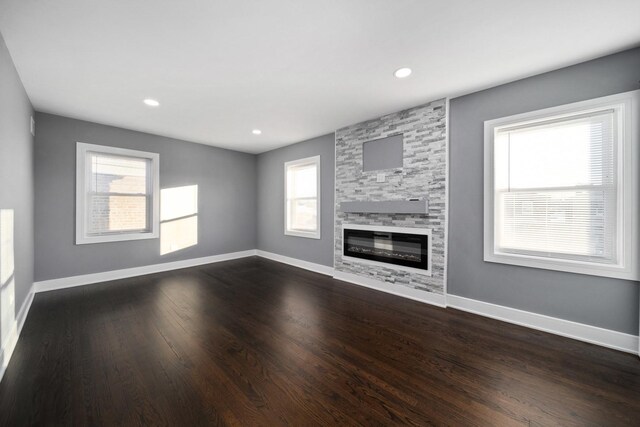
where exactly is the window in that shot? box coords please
[484,90,639,280]
[76,143,159,244]
[285,156,320,239]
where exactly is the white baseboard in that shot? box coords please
[447,295,639,355]
[333,271,447,308]
[3,250,256,382]
[255,250,334,276]
[254,252,445,308]
[4,251,636,387]
[0,283,35,382]
[34,250,257,293]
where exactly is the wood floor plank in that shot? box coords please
[1,256,639,426]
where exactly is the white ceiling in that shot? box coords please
[1,1,638,154]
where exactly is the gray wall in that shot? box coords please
[448,48,640,334]
[0,31,34,320]
[256,134,335,267]
[34,113,257,281]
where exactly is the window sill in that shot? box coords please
[76,231,159,245]
[484,251,638,281]
[285,230,321,240]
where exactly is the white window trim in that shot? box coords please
[284,155,321,239]
[76,142,160,245]
[484,90,639,280]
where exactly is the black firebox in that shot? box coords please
[343,228,429,271]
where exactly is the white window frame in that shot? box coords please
[284,155,321,239]
[484,90,639,280]
[76,142,160,245]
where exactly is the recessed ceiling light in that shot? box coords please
[252,129,262,135]
[143,98,160,107]
[394,67,412,79]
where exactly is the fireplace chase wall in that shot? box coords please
[334,99,447,295]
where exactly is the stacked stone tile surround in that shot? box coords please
[334,99,447,294]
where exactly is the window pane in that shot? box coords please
[90,153,148,194]
[288,199,317,231]
[88,194,148,234]
[287,164,317,198]
[285,158,319,236]
[495,112,614,190]
[497,189,615,261]
[494,109,617,263]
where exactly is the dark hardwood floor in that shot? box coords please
[1,257,639,426]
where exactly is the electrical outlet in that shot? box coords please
[376,173,386,183]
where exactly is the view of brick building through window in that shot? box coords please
[88,154,149,235]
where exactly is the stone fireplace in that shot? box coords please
[334,99,448,297]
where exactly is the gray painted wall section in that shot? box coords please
[256,134,335,267]
[0,31,34,320]
[34,113,257,281]
[362,134,404,171]
[448,48,640,334]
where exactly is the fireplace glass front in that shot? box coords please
[343,228,429,271]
